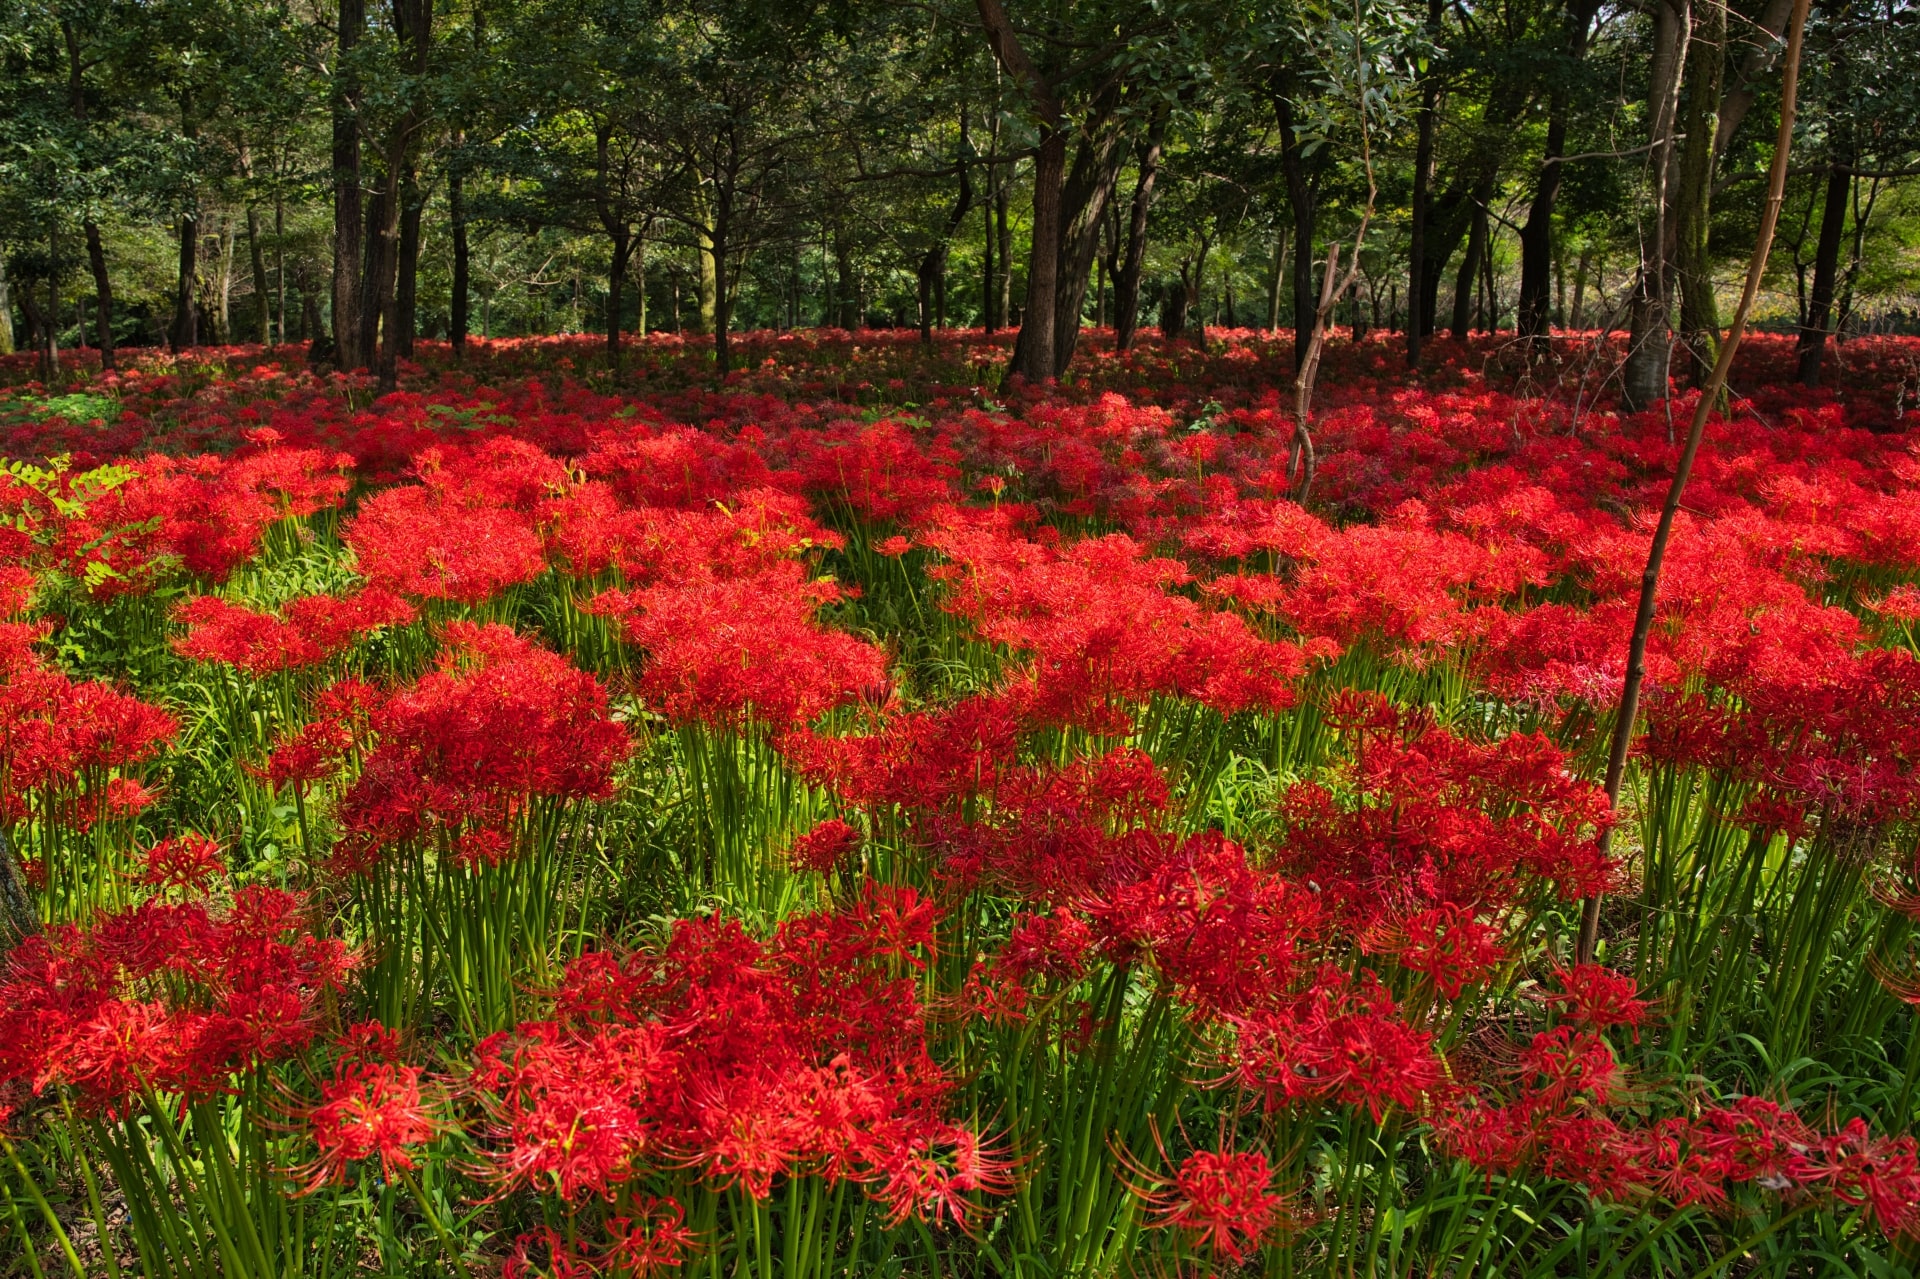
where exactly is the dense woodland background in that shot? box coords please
[2,0,1917,397]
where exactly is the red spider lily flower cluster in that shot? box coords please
[173,589,417,675]
[336,622,629,865]
[0,889,353,1106]
[462,886,1006,1228]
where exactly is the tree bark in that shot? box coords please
[1621,0,1691,412]
[976,0,1064,382]
[450,156,469,355]
[171,210,199,351]
[1046,91,1128,374]
[394,187,422,358]
[1274,88,1319,371]
[1111,115,1164,352]
[1519,0,1603,346]
[246,205,271,344]
[1674,0,1727,385]
[331,0,365,363]
[1796,158,1850,386]
[1451,196,1488,337]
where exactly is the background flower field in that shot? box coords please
[2,327,1920,1277]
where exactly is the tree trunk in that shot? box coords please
[1796,158,1850,386]
[1674,0,1726,385]
[607,225,632,371]
[1518,0,1603,345]
[1452,198,1487,338]
[171,210,199,351]
[331,0,366,363]
[919,143,975,346]
[450,159,469,355]
[1007,127,1065,380]
[1406,84,1437,362]
[976,0,1064,382]
[983,163,998,332]
[1275,88,1319,371]
[394,187,422,359]
[1110,122,1164,355]
[246,205,271,344]
[711,163,734,376]
[360,178,395,370]
[1621,0,1691,412]
[1047,94,1127,374]
[0,273,13,356]
[82,222,115,370]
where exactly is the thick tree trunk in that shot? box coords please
[1008,128,1065,380]
[1047,95,1127,374]
[1674,0,1726,385]
[1796,158,1850,386]
[331,0,365,363]
[360,179,396,370]
[976,0,1064,382]
[1111,117,1164,352]
[171,210,199,351]
[450,161,469,355]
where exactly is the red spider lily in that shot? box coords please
[0,890,354,1107]
[460,893,998,1220]
[335,622,629,861]
[173,589,415,675]
[139,833,226,895]
[1137,1146,1285,1264]
[600,1198,698,1278]
[298,1058,436,1192]
[1538,964,1650,1034]
[788,818,861,874]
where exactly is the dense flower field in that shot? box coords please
[1,327,1919,1277]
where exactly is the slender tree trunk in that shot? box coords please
[1519,0,1603,345]
[246,205,271,344]
[1406,84,1437,361]
[0,274,14,356]
[81,223,114,370]
[1111,121,1164,354]
[711,158,734,376]
[394,188,422,359]
[1674,0,1727,385]
[606,225,632,371]
[450,158,469,355]
[1452,198,1487,338]
[1621,0,1691,411]
[1579,0,1809,963]
[331,0,365,362]
[1796,158,1850,386]
[1275,88,1320,371]
[274,189,286,346]
[983,162,998,332]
